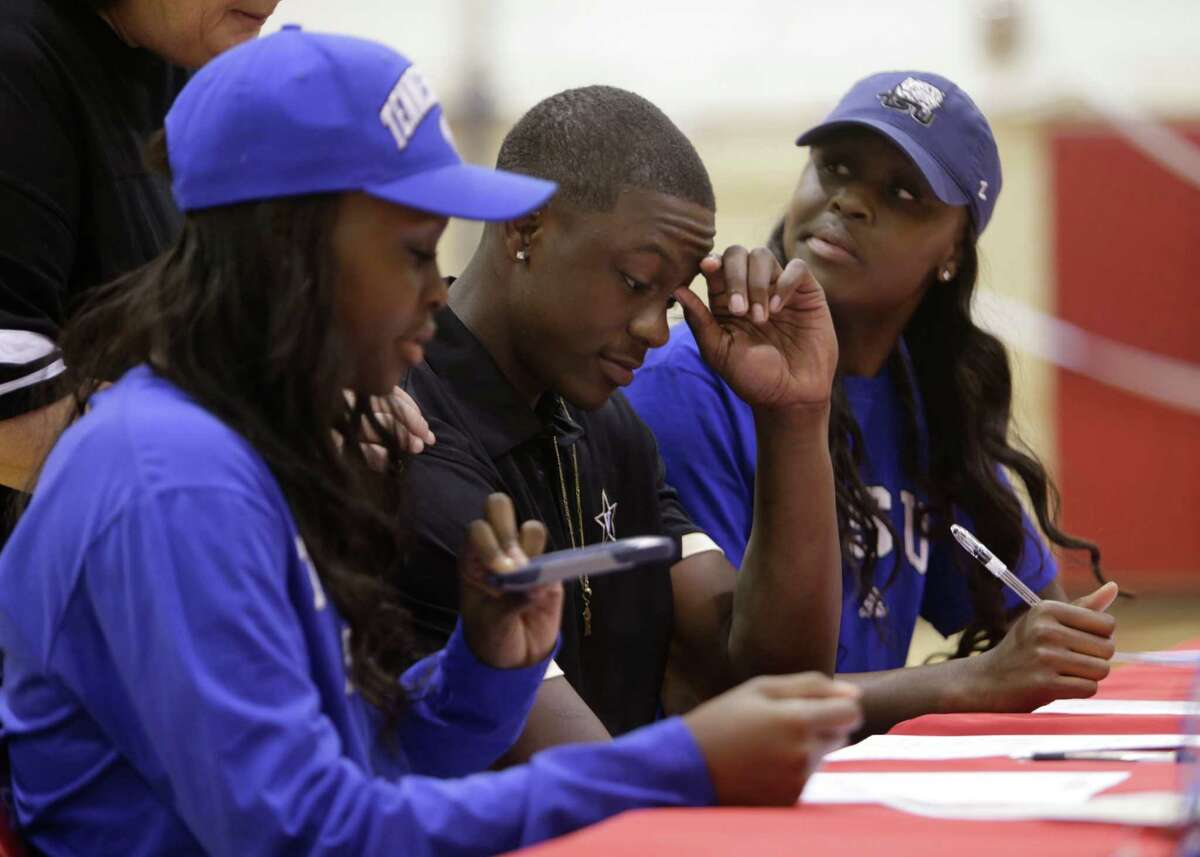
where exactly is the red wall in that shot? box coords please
[1051,125,1200,590]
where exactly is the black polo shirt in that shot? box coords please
[400,304,700,736]
[0,0,186,541]
[0,0,186,421]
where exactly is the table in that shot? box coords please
[511,638,1200,857]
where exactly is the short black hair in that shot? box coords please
[496,85,715,213]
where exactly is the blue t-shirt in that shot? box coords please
[625,325,1057,673]
[0,365,714,856]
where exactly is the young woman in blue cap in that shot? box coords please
[626,71,1120,733]
[0,28,862,856]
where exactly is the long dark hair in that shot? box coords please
[768,220,1104,656]
[57,137,419,721]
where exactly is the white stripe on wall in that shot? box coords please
[974,291,1200,417]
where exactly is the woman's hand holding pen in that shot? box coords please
[458,493,563,670]
[962,582,1120,712]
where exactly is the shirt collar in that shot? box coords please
[424,304,585,458]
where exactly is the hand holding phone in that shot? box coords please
[458,494,560,670]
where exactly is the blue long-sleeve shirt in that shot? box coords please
[625,325,1057,672]
[0,365,714,856]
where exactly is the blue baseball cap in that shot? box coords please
[796,71,1002,234]
[165,26,557,219]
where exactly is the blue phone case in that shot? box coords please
[487,535,675,592]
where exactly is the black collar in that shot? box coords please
[424,304,585,458]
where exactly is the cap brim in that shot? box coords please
[365,163,557,221]
[796,118,968,208]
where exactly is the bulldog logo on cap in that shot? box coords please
[879,77,945,126]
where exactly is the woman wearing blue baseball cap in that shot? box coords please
[0,29,863,855]
[627,71,1120,733]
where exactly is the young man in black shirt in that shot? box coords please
[401,86,842,759]
[0,0,277,507]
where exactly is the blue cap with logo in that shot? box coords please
[166,26,557,219]
[796,71,1002,234]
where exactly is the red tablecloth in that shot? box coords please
[893,711,1187,736]
[510,637,1200,857]
[513,805,1181,857]
[1099,661,1200,700]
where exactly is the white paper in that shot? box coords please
[1113,650,1200,666]
[802,771,1128,807]
[1034,698,1200,716]
[826,733,1199,762]
[876,791,1190,827]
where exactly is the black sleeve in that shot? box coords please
[398,421,506,654]
[0,26,78,419]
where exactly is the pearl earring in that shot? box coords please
[939,267,954,282]
[515,249,528,262]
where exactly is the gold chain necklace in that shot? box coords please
[549,398,593,636]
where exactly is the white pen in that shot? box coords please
[949,523,1043,608]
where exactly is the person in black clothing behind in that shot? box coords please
[401,85,846,761]
[0,0,279,515]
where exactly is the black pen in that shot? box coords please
[1029,749,1187,763]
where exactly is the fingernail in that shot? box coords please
[769,295,782,314]
[751,303,766,324]
[730,294,747,315]
[494,555,516,572]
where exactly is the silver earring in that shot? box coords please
[940,267,954,282]
[515,249,528,262]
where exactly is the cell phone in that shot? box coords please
[486,535,675,592]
